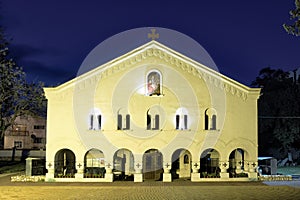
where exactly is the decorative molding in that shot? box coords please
[53,46,249,101]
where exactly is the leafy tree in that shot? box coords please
[252,67,300,159]
[0,27,46,146]
[283,0,300,36]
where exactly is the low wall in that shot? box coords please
[0,149,45,161]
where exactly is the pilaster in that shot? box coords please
[105,162,113,182]
[134,161,143,182]
[163,162,172,182]
[75,161,84,179]
[45,161,54,181]
[191,161,200,182]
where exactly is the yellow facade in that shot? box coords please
[44,40,260,182]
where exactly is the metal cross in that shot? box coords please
[106,163,111,168]
[148,29,159,40]
[222,162,227,167]
[77,163,82,168]
[165,163,170,168]
[48,163,52,168]
[194,163,198,168]
[251,162,256,167]
[136,163,141,168]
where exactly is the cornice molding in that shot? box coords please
[45,42,260,101]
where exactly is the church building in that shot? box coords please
[44,28,260,182]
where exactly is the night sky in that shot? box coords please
[1,0,300,86]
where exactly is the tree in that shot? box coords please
[283,0,300,36]
[0,27,46,146]
[252,67,300,159]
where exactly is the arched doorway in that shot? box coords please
[200,149,220,178]
[228,148,248,178]
[143,149,163,180]
[84,149,106,178]
[113,149,134,181]
[171,149,191,179]
[54,149,76,178]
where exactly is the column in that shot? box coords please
[163,162,172,182]
[124,151,130,176]
[219,161,229,179]
[75,161,84,179]
[247,161,258,180]
[235,160,242,174]
[244,161,249,172]
[191,161,200,182]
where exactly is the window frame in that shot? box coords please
[146,69,162,96]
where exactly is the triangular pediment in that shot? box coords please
[45,41,260,101]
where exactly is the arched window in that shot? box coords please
[146,70,162,96]
[205,108,217,130]
[90,115,94,130]
[117,109,130,130]
[117,114,122,130]
[125,114,130,130]
[175,108,189,130]
[146,108,161,130]
[154,114,159,130]
[89,108,102,130]
[184,154,189,164]
[212,115,216,130]
[175,115,180,130]
[147,114,151,130]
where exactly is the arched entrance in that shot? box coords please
[171,149,191,179]
[143,149,163,180]
[84,149,106,178]
[54,149,76,178]
[113,149,134,181]
[228,148,248,178]
[200,149,220,178]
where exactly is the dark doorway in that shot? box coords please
[143,149,163,180]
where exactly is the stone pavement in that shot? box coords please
[0,174,300,200]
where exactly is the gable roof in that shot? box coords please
[44,41,260,100]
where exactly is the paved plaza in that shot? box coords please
[0,174,300,199]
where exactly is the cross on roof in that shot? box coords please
[136,163,141,168]
[77,163,82,168]
[148,29,159,40]
[222,162,227,167]
[194,163,199,168]
[165,163,170,168]
[251,162,256,167]
[106,163,111,168]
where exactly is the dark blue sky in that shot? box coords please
[1,0,300,86]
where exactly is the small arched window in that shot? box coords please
[117,109,130,130]
[184,154,189,164]
[90,115,94,130]
[205,108,217,130]
[175,108,189,130]
[89,108,102,130]
[117,114,130,130]
[146,107,161,130]
[212,115,216,130]
[147,70,162,96]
